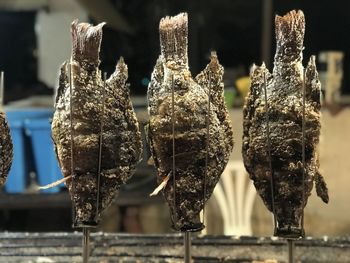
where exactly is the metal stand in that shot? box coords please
[82,228,90,263]
[184,232,191,263]
[287,239,295,263]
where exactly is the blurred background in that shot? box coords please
[0,0,349,237]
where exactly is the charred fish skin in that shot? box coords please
[243,10,328,236]
[147,13,234,232]
[52,20,142,226]
[0,111,13,187]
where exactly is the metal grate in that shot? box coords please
[0,233,348,263]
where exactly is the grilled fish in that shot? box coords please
[147,13,234,231]
[0,111,13,187]
[52,20,142,226]
[242,10,328,237]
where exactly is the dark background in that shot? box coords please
[0,0,349,103]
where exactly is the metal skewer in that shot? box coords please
[0,71,4,106]
[184,232,191,263]
[171,74,177,226]
[301,69,306,235]
[0,71,3,161]
[287,239,295,263]
[82,228,90,263]
[263,70,295,261]
[284,68,307,263]
[261,51,307,262]
[83,71,106,263]
[95,72,106,220]
[202,70,211,228]
[170,73,192,262]
[286,67,306,263]
[70,61,91,262]
[171,32,177,229]
[169,52,192,262]
[69,63,107,263]
[262,71,277,231]
[69,60,76,221]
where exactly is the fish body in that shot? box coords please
[147,13,234,231]
[52,21,142,226]
[242,10,328,237]
[0,111,13,187]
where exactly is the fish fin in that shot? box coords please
[243,63,271,159]
[244,63,272,120]
[150,55,164,84]
[275,10,305,53]
[159,13,188,64]
[55,61,69,105]
[305,55,321,109]
[71,20,105,63]
[195,52,234,150]
[147,156,155,166]
[149,172,171,196]
[52,61,68,170]
[38,175,71,190]
[144,122,150,144]
[107,56,128,88]
[144,121,159,168]
[315,172,329,203]
[195,51,224,94]
[51,132,62,170]
[147,55,165,114]
[106,57,132,110]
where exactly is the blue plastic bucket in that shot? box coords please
[5,118,26,193]
[5,108,57,193]
[24,118,63,193]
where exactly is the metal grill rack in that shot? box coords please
[0,233,349,262]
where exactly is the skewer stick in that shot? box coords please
[171,30,178,226]
[287,239,295,263]
[0,71,4,106]
[82,228,90,263]
[0,72,3,160]
[184,232,191,263]
[263,71,277,231]
[171,74,177,224]
[203,71,211,227]
[95,72,106,220]
[69,61,91,262]
[69,60,76,223]
[301,70,306,234]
